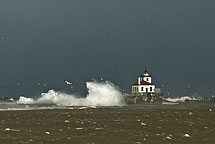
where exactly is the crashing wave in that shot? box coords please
[165,96,198,103]
[17,81,126,106]
[18,97,34,104]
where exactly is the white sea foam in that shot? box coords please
[162,102,179,105]
[17,81,125,107]
[9,98,15,101]
[18,97,34,104]
[165,96,198,103]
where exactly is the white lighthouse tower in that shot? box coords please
[132,68,156,94]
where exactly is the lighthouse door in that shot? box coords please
[146,88,148,93]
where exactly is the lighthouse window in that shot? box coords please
[147,78,149,81]
[150,87,152,91]
[141,87,143,91]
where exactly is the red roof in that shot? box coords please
[144,70,148,73]
[132,80,154,86]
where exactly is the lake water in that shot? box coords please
[0,102,215,144]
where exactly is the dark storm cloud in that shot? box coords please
[0,0,214,97]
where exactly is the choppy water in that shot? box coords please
[0,102,215,144]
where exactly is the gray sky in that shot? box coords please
[0,0,215,97]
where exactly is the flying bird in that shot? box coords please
[64,80,72,85]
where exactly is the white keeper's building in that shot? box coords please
[132,69,157,94]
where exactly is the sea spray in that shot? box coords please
[37,90,85,106]
[17,81,126,106]
[165,96,198,103]
[85,81,125,106]
[18,97,34,104]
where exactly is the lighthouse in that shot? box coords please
[132,68,156,94]
[124,68,163,104]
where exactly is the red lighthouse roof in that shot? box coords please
[132,80,154,86]
[144,67,149,73]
